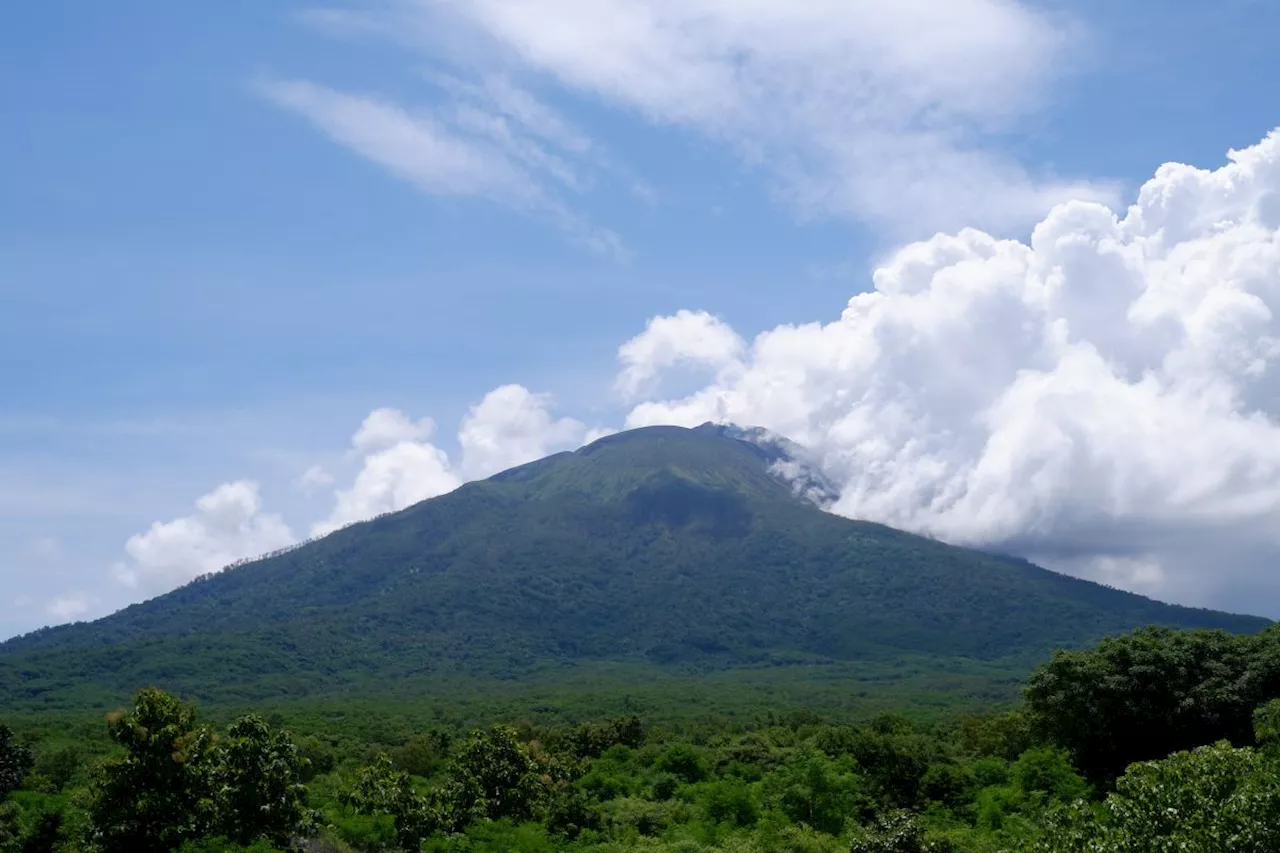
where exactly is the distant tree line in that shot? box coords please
[3,625,1280,852]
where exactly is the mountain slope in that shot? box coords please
[0,424,1269,708]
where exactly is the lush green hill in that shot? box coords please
[0,424,1268,711]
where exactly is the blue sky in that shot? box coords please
[5,0,1280,638]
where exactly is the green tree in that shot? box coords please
[208,715,312,846]
[1025,627,1280,784]
[340,753,437,851]
[762,747,863,836]
[654,742,709,783]
[87,688,217,853]
[833,722,933,809]
[391,731,451,778]
[0,803,17,853]
[1252,698,1280,750]
[952,711,1033,762]
[564,716,643,760]
[1011,748,1089,804]
[1036,741,1280,853]
[0,726,33,799]
[850,810,953,853]
[33,744,83,793]
[697,776,759,827]
[441,725,546,828]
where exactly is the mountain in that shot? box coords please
[0,424,1269,711]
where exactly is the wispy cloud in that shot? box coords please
[258,77,627,258]
[313,0,1115,237]
[46,593,93,624]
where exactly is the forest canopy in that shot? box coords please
[4,625,1280,852]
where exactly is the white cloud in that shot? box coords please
[458,384,587,478]
[296,464,335,493]
[311,384,592,535]
[46,593,93,624]
[262,78,540,201]
[407,0,1112,235]
[350,407,437,454]
[114,481,296,594]
[258,77,626,257]
[311,415,460,537]
[621,129,1280,613]
[616,310,745,401]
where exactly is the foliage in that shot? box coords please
[1252,698,1280,749]
[87,688,218,853]
[339,754,438,851]
[696,776,759,827]
[1036,742,1280,853]
[1026,625,1280,784]
[441,725,549,828]
[2,611,1280,853]
[0,794,63,853]
[761,747,862,835]
[31,743,84,793]
[1010,748,1089,804]
[654,743,709,784]
[0,727,32,800]
[85,689,313,853]
[389,731,450,778]
[208,714,314,845]
[849,810,952,853]
[177,839,286,853]
[563,716,644,760]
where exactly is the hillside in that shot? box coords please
[0,424,1268,710]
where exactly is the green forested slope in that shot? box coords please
[0,425,1267,709]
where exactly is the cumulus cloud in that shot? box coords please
[311,386,592,536]
[351,407,437,454]
[621,130,1280,613]
[311,411,461,537]
[390,0,1112,235]
[296,464,334,493]
[114,481,296,593]
[458,384,587,478]
[616,310,745,401]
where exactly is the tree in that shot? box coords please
[850,810,953,853]
[762,747,863,836]
[1252,698,1280,750]
[1025,627,1280,784]
[33,744,84,793]
[390,731,450,778]
[822,721,933,809]
[0,726,33,800]
[1036,742,1280,853]
[87,690,313,853]
[564,716,643,760]
[697,776,759,827]
[87,688,217,853]
[340,754,438,851]
[653,742,708,784]
[441,725,547,828]
[208,715,312,846]
[1011,748,1089,804]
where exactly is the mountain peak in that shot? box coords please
[484,422,819,508]
[0,422,1268,709]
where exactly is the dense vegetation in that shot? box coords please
[0,426,1266,711]
[5,626,1280,853]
